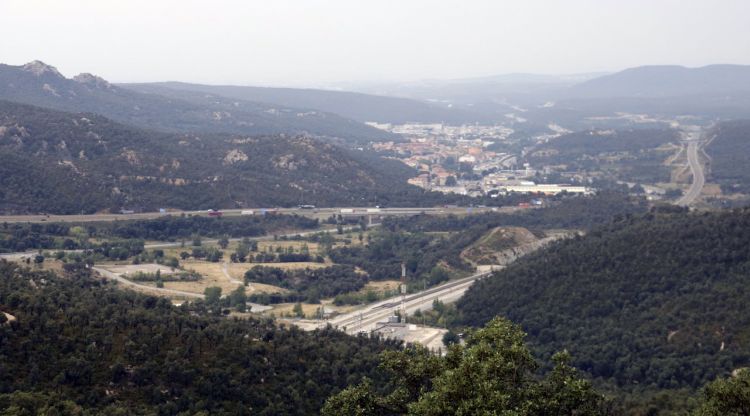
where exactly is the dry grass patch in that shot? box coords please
[362,280,401,293]
[267,302,324,318]
[245,281,289,294]
[165,261,241,295]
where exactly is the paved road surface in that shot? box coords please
[323,272,491,335]
[0,206,513,224]
[676,132,706,206]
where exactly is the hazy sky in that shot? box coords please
[2,0,749,87]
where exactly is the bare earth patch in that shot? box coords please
[2,312,16,324]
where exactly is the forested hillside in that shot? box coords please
[382,192,648,233]
[0,100,431,214]
[0,261,397,414]
[0,61,390,142]
[528,129,678,184]
[706,120,750,195]
[456,208,750,411]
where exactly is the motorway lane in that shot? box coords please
[676,133,706,206]
[325,272,491,334]
[0,206,505,224]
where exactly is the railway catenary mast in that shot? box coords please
[400,262,407,323]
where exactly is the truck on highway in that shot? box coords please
[207,209,223,217]
[241,210,254,216]
[340,208,354,214]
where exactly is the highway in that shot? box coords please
[0,206,510,224]
[676,130,706,206]
[322,271,491,335]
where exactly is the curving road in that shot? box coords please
[93,266,204,299]
[676,131,705,206]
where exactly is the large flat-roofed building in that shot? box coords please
[498,184,592,195]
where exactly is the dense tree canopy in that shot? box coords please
[0,260,399,414]
[691,369,750,416]
[456,208,750,411]
[382,191,647,233]
[323,317,607,415]
[706,120,750,195]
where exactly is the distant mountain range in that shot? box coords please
[337,72,607,100]
[4,60,749,137]
[346,65,750,102]
[341,65,750,125]
[568,64,750,98]
[0,61,393,143]
[0,100,432,214]
[121,82,485,124]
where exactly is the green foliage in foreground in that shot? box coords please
[323,317,608,415]
[0,260,397,415]
[691,369,750,416]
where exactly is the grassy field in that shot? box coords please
[268,302,325,318]
[166,260,285,295]
[361,279,400,294]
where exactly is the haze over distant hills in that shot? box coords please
[567,64,750,98]
[6,60,749,137]
[343,65,750,102]
[0,61,392,143]
[340,72,607,101]
[122,82,486,124]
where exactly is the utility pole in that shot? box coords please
[423,279,427,326]
[401,262,407,324]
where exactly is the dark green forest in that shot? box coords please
[706,120,750,195]
[244,264,367,304]
[456,208,750,413]
[381,191,648,233]
[328,228,477,286]
[0,260,399,415]
[527,129,677,184]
